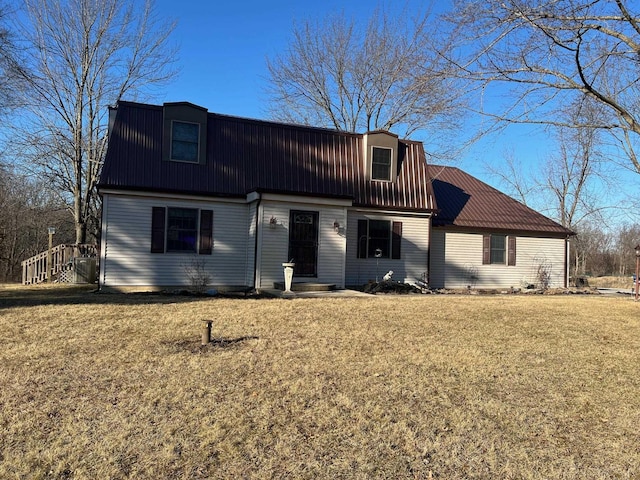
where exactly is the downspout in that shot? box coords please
[98,193,108,290]
[564,235,570,288]
[426,211,432,287]
[252,193,262,292]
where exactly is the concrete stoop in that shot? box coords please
[272,282,336,292]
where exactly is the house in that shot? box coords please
[98,101,573,292]
[428,166,573,289]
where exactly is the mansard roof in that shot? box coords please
[99,101,436,212]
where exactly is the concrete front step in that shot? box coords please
[273,282,336,292]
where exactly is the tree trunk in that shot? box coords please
[75,221,86,245]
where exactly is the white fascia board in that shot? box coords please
[350,207,432,218]
[259,192,353,207]
[100,189,353,208]
[99,188,248,204]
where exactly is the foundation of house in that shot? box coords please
[272,282,336,292]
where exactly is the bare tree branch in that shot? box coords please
[8,0,178,243]
[451,0,640,173]
[0,2,24,113]
[266,5,466,156]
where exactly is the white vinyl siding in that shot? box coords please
[430,230,566,289]
[257,200,347,289]
[345,211,429,286]
[429,229,445,288]
[100,193,250,287]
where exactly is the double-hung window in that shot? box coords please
[151,207,213,254]
[483,234,516,266]
[490,235,506,264]
[167,208,198,252]
[357,219,402,259]
[368,220,391,258]
[371,147,392,181]
[171,121,200,162]
[162,103,207,164]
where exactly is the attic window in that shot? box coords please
[171,121,200,162]
[163,103,207,164]
[371,147,392,181]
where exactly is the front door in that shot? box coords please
[288,210,319,277]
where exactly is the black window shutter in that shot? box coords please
[151,207,166,253]
[482,234,491,265]
[391,222,402,259]
[508,236,516,266]
[357,219,368,258]
[199,210,213,255]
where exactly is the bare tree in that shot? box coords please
[571,222,614,276]
[0,2,23,114]
[9,0,177,244]
[266,6,465,152]
[486,100,616,278]
[485,149,539,207]
[489,101,611,227]
[451,0,640,173]
[543,100,616,231]
[0,165,74,282]
[614,224,640,276]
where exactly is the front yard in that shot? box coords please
[1,285,638,479]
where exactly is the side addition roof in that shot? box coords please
[429,165,573,235]
[99,101,436,212]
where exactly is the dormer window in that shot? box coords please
[371,147,392,181]
[171,121,200,162]
[163,102,208,165]
[363,131,398,182]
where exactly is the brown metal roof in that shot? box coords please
[99,101,436,212]
[429,165,573,235]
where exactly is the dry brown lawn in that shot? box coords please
[1,285,639,479]
[587,275,636,289]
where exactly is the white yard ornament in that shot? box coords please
[383,270,394,281]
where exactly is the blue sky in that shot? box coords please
[154,0,440,120]
[153,0,523,164]
[153,0,637,226]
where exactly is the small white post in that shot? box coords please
[47,227,56,282]
[282,262,295,293]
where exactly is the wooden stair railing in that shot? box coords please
[21,244,97,285]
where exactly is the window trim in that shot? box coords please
[371,146,393,181]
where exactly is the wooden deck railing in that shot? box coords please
[21,244,98,285]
